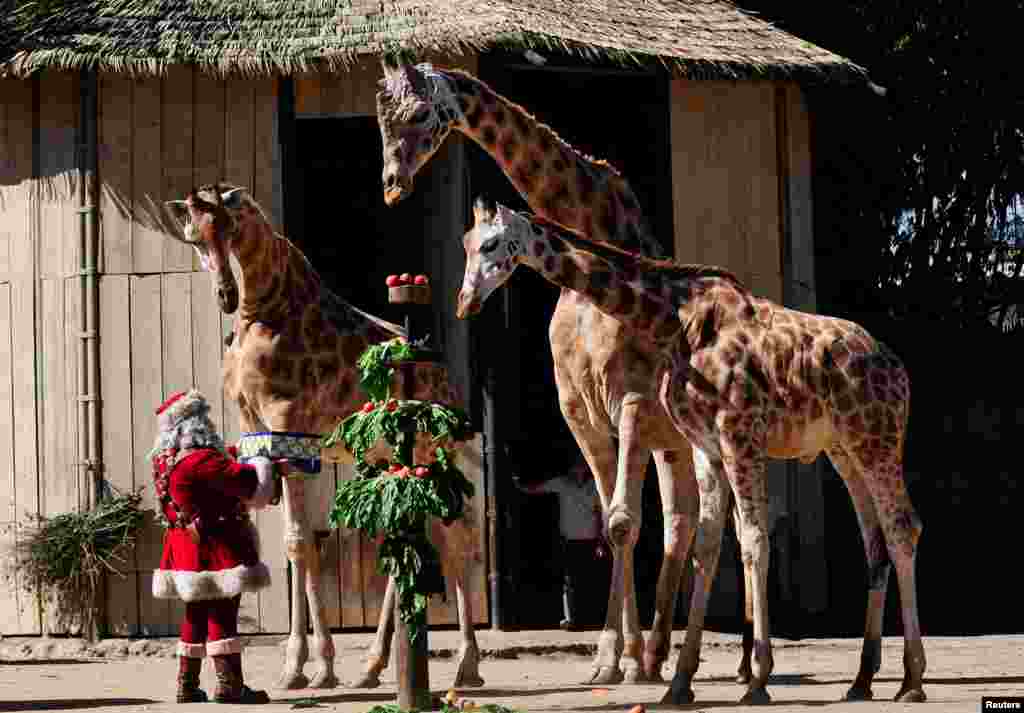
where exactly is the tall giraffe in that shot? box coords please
[456,198,927,705]
[377,59,710,686]
[164,184,486,692]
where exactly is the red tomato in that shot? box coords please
[414,466,429,478]
[399,273,412,284]
[385,274,400,287]
[414,274,429,285]
[361,402,375,413]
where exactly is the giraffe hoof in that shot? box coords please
[844,684,873,701]
[585,666,625,686]
[347,671,382,689]
[739,686,771,705]
[895,687,927,703]
[660,683,695,705]
[308,666,339,689]
[453,671,485,688]
[274,670,310,690]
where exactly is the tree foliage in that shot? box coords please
[742,0,1024,329]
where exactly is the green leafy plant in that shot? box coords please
[356,337,418,402]
[323,398,473,465]
[1,486,149,639]
[327,340,476,643]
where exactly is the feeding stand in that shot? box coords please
[325,273,474,712]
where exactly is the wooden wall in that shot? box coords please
[0,61,488,636]
[670,80,827,617]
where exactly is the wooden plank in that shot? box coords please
[161,65,196,272]
[252,79,279,231]
[38,279,78,524]
[99,274,139,635]
[346,59,379,117]
[37,72,78,280]
[10,275,40,634]
[192,73,225,272]
[336,462,365,628]
[225,79,256,192]
[744,83,782,302]
[669,80,708,265]
[319,71,349,117]
[130,274,170,635]
[294,75,322,117]
[784,84,817,313]
[99,74,134,275]
[132,78,164,275]
[309,464,341,629]
[65,278,84,513]
[161,273,193,631]
[0,282,23,634]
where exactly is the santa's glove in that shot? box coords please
[243,456,275,511]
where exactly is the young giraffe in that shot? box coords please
[164,184,486,692]
[376,58,743,686]
[455,198,927,706]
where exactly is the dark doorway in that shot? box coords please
[291,117,429,321]
[470,56,674,629]
[290,116,473,411]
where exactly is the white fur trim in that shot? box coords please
[243,456,275,511]
[157,389,206,431]
[206,637,243,656]
[152,562,271,602]
[177,641,207,658]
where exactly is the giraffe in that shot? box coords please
[163,184,486,692]
[455,198,927,706]
[376,58,728,686]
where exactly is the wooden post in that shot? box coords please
[394,586,432,711]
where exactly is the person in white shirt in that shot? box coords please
[515,457,607,630]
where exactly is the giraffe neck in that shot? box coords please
[515,218,682,344]
[231,200,321,326]
[438,68,664,258]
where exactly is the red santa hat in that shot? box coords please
[156,388,207,431]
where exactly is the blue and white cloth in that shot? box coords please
[237,431,322,475]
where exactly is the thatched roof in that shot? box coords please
[2,0,866,82]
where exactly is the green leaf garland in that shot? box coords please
[326,339,475,643]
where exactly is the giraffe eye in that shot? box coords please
[480,237,500,254]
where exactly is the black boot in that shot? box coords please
[213,653,270,704]
[176,655,208,703]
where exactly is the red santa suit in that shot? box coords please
[149,389,275,704]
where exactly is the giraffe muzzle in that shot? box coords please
[455,292,481,319]
[382,173,412,206]
[217,282,239,314]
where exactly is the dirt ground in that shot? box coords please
[1,629,1022,713]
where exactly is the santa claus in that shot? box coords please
[149,389,277,704]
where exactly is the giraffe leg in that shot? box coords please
[847,442,926,703]
[450,529,484,689]
[277,477,310,690]
[560,416,623,686]
[349,577,395,688]
[721,439,773,706]
[605,396,653,684]
[304,538,338,688]
[827,446,889,701]
[662,447,728,705]
[733,500,755,685]
[642,448,698,683]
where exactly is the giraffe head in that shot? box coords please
[377,57,460,205]
[456,196,529,319]
[165,184,246,314]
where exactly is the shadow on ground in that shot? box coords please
[0,699,156,712]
